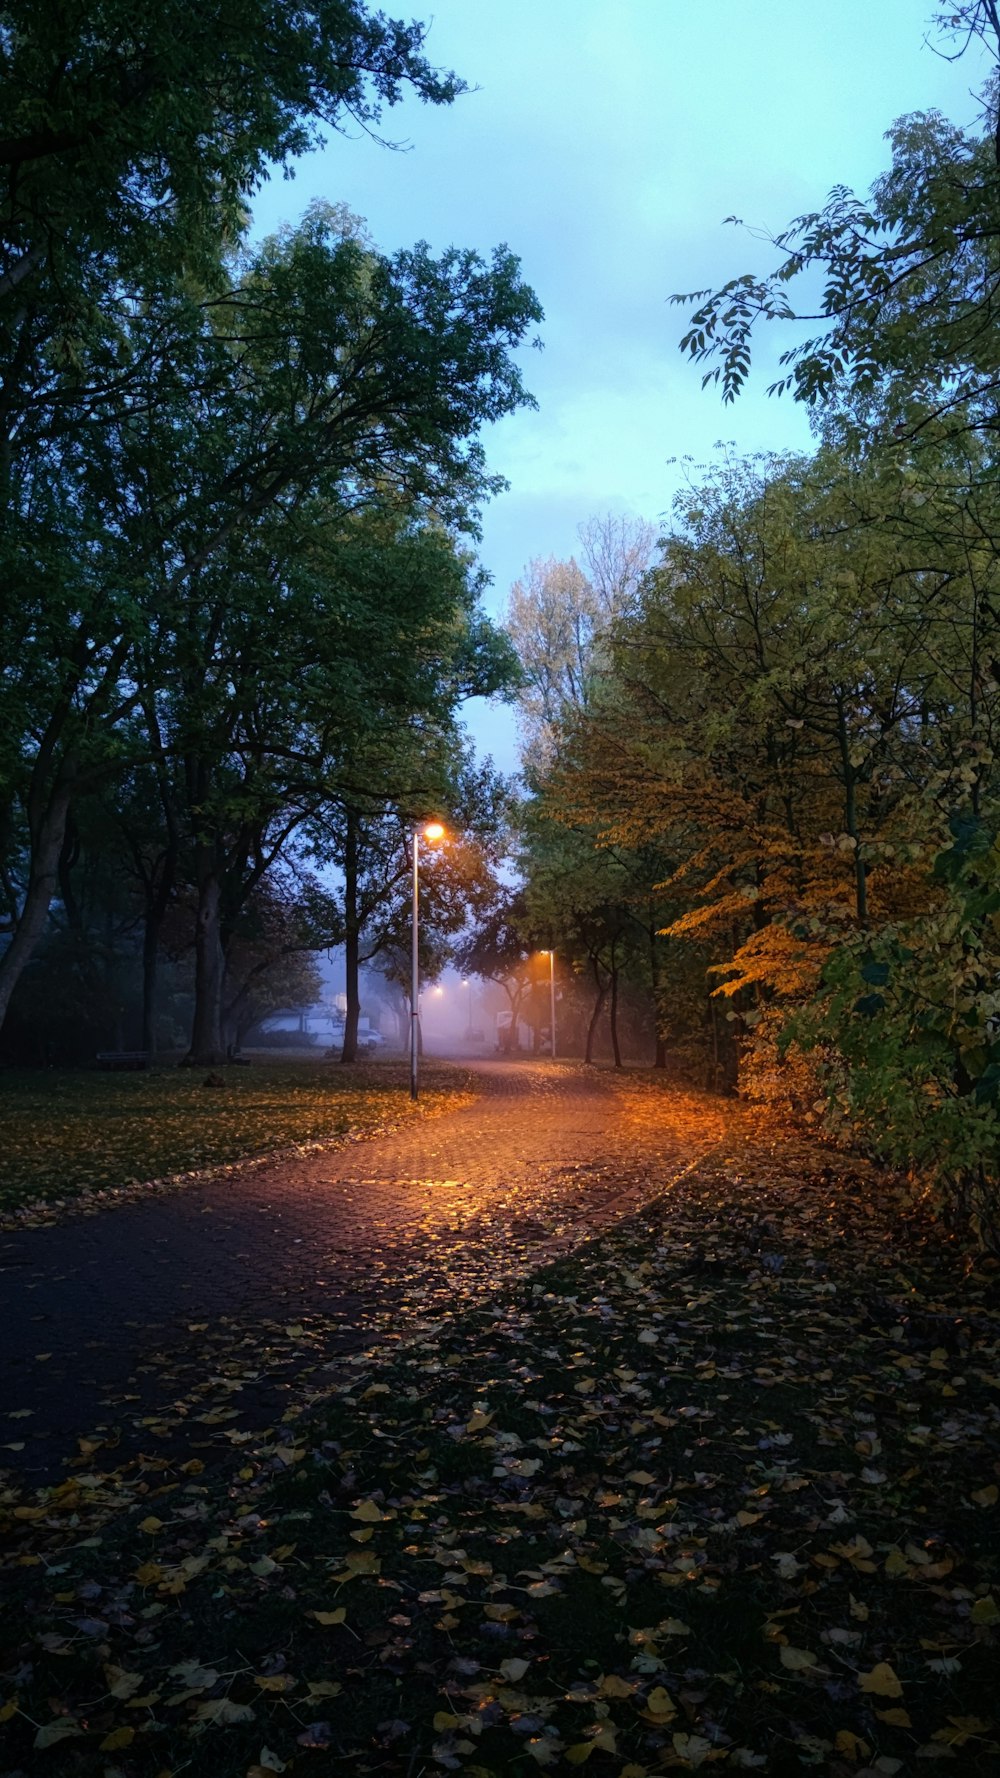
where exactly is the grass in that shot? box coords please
[2,1110,998,1774]
[0,1058,473,1220]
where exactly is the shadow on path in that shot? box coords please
[0,1061,726,1483]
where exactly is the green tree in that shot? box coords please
[0,209,540,1041]
[674,7,1000,448]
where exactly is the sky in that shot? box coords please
[253,0,988,773]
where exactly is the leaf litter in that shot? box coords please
[1,1091,998,1776]
[0,1061,473,1227]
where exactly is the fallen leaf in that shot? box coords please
[859,1662,904,1698]
[34,1719,84,1750]
[99,1726,135,1751]
[779,1646,818,1672]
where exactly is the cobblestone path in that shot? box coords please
[0,1062,725,1482]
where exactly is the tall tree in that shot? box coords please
[0,207,540,1039]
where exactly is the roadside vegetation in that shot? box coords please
[498,7,1000,1249]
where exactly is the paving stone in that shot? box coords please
[0,1061,715,1481]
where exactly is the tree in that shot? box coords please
[0,1,461,330]
[321,748,514,1063]
[673,8,1000,449]
[457,887,537,1053]
[0,206,540,1043]
[503,514,654,758]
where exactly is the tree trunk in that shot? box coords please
[187,867,226,1065]
[341,808,361,1064]
[141,913,159,1055]
[649,916,667,1067]
[139,698,179,1059]
[835,692,867,925]
[0,784,72,1034]
[609,961,622,1068]
[585,957,607,1064]
[140,843,178,1058]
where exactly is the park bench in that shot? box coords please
[95,1050,151,1071]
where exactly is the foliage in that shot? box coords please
[673,10,1000,447]
[504,515,654,761]
[507,443,1000,1225]
[787,817,1000,1240]
[0,1,462,330]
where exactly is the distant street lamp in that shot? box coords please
[542,948,557,1059]
[411,821,445,1100]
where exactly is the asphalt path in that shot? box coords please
[0,1060,720,1483]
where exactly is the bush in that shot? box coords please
[785,817,1000,1245]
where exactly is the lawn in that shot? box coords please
[2,1121,998,1774]
[0,1059,473,1222]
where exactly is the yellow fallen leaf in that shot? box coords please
[308,1608,346,1626]
[99,1726,135,1751]
[644,1685,677,1721]
[970,1596,999,1625]
[338,1550,379,1576]
[138,1515,164,1534]
[433,1712,460,1731]
[875,1707,912,1728]
[835,1730,870,1760]
[104,1666,144,1701]
[884,1549,911,1578]
[780,1646,818,1672]
[859,1661,903,1698]
[931,1716,993,1747]
[565,1745,595,1765]
[971,1485,998,1507]
[350,1500,385,1523]
[193,1697,255,1725]
[598,1673,634,1698]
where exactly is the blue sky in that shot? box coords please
[253,1,987,773]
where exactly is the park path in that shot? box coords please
[0,1061,726,1483]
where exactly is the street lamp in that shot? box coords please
[411,821,445,1100]
[462,977,472,1035]
[541,949,557,1059]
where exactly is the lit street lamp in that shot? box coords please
[542,948,557,1059]
[411,821,445,1100]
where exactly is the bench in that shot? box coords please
[95,1050,151,1071]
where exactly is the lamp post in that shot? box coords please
[411,821,444,1100]
[542,948,557,1059]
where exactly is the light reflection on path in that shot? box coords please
[0,1061,730,1481]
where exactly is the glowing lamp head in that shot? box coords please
[423,821,445,843]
